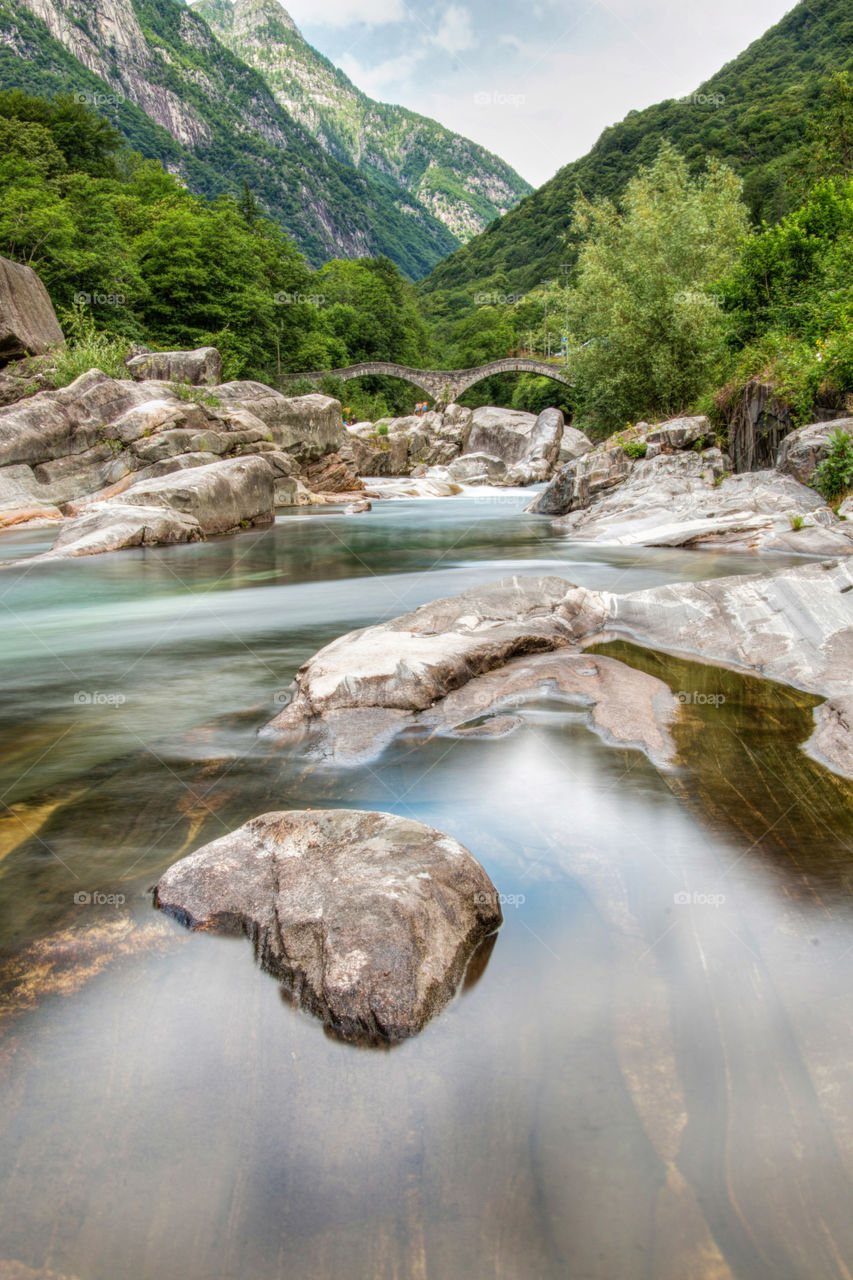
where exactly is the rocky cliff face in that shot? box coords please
[193,0,532,243]
[0,0,459,275]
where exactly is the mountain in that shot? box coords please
[0,0,459,275]
[191,0,531,244]
[420,0,853,301]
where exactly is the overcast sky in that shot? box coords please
[278,0,797,187]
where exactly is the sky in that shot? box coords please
[277,0,797,187]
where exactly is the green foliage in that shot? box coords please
[814,430,853,500]
[622,438,648,459]
[0,92,436,387]
[564,145,748,434]
[168,381,222,408]
[0,0,457,278]
[721,176,853,420]
[376,424,389,436]
[51,304,130,385]
[789,513,805,530]
[420,0,853,309]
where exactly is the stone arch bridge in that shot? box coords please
[292,358,572,403]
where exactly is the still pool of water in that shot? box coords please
[1,491,852,1280]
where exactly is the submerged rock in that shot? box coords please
[264,563,853,779]
[155,808,502,1043]
[267,575,607,737]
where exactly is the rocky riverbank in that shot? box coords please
[264,564,853,780]
[530,413,853,555]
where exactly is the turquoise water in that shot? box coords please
[1,492,851,1280]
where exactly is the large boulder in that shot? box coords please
[215,385,344,462]
[505,407,565,484]
[155,808,502,1043]
[266,575,608,756]
[125,347,222,386]
[777,417,853,486]
[446,452,508,484]
[264,563,853,780]
[645,414,714,451]
[530,444,635,514]
[0,256,64,364]
[549,452,853,552]
[465,406,538,464]
[557,423,593,466]
[40,456,274,557]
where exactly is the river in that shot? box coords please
[1,490,852,1280]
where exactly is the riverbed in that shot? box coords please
[1,490,852,1280]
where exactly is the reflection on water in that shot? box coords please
[1,493,852,1279]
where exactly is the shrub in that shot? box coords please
[51,303,129,386]
[814,429,853,500]
[622,438,647,459]
[376,423,390,436]
[789,513,805,530]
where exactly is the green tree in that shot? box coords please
[566,143,748,434]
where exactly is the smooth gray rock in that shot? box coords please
[606,558,853,705]
[41,456,274,557]
[777,417,853,486]
[466,406,538,464]
[215,385,344,461]
[446,452,508,484]
[0,255,64,363]
[125,347,222,386]
[645,414,713,450]
[265,576,608,754]
[264,565,853,779]
[551,453,853,551]
[155,808,502,1043]
[557,423,593,466]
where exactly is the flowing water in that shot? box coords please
[1,490,852,1280]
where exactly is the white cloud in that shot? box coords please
[285,0,405,28]
[431,5,476,55]
[339,52,425,95]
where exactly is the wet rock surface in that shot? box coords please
[155,808,502,1043]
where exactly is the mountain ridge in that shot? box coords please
[0,0,461,275]
[191,0,532,244]
[420,0,853,300]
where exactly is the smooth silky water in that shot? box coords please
[1,490,852,1280]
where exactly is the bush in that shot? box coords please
[622,438,648,459]
[814,429,853,500]
[376,423,389,436]
[51,303,130,385]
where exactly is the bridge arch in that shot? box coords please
[292,358,572,403]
